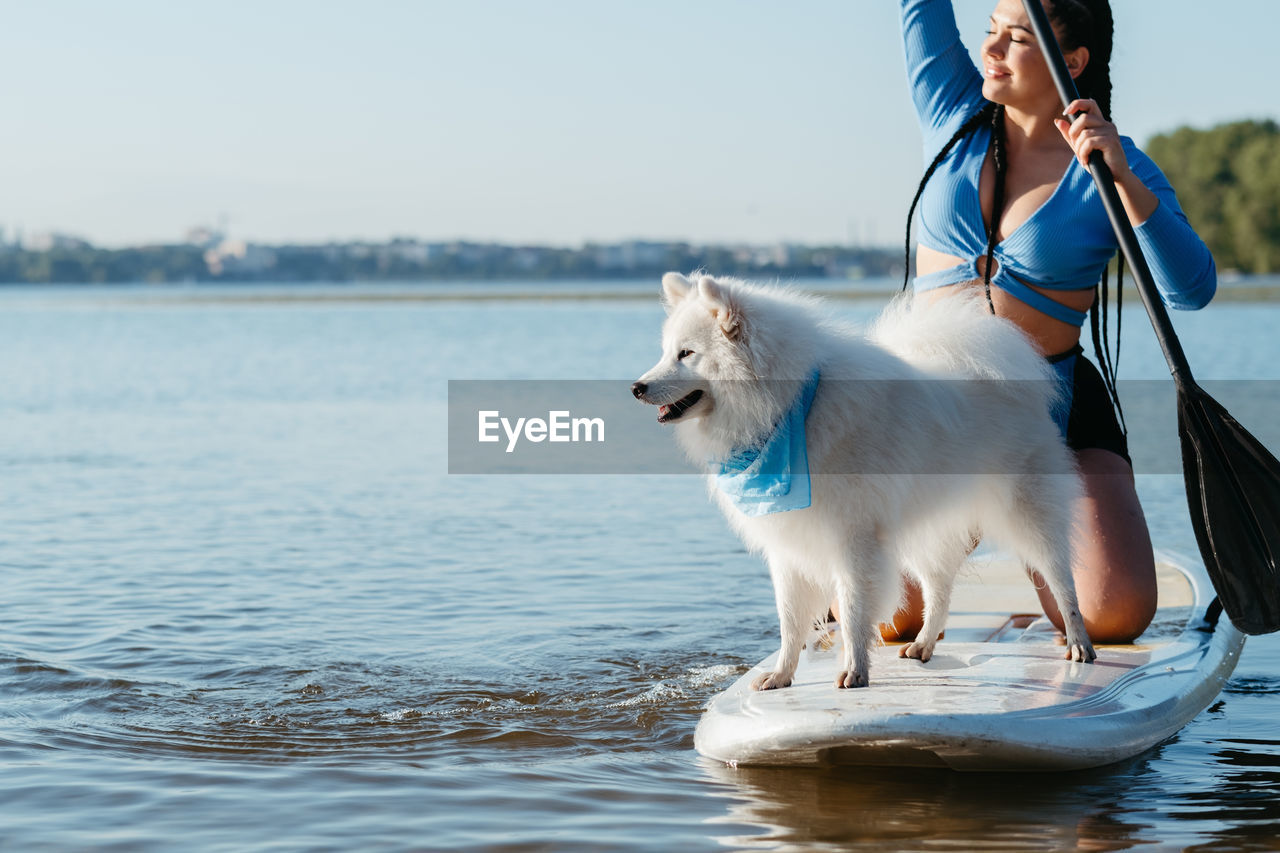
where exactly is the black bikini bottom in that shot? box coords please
[1047,344,1131,467]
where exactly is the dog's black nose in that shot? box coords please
[631,381,647,399]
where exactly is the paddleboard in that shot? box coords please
[695,552,1245,771]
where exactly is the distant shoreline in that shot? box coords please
[1,276,1277,305]
[0,240,902,286]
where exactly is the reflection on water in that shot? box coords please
[704,759,1158,851]
[2,287,1280,849]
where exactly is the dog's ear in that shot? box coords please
[661,272,693,314]
[697,276,742,341]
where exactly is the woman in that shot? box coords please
[892,0,1216,643]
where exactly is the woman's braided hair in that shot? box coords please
[901,0,1125,427]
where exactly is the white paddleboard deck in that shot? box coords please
[695,553,1245,771]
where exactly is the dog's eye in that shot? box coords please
[678,349,694,361]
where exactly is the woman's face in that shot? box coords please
[981,0,1085,113]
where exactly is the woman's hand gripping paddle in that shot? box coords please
[1022,0,1280,634]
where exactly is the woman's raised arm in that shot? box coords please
[901,0,986,150]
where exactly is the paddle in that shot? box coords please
[1022,0,1280,635]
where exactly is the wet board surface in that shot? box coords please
[695,553,1245,771]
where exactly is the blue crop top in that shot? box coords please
[902,0,1216,326]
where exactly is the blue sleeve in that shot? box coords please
[901,0,985,152]
[1127,144,1217,310]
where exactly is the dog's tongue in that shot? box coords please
[658,404,671,419]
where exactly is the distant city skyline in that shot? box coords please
[3,1,1277,248]
[0,230,903,285]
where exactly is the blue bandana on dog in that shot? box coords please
[712,369,821,517]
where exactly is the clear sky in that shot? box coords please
[3,1,1277,248]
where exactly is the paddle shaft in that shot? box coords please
[1019,0,1194,390]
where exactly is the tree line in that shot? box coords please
[1147,119,1280,274]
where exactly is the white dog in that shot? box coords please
[633,272,1095,689]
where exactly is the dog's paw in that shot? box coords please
[751,671,792,691]
[835,669,869,689]
[898,639,935,662]
[1065,640,1097,663]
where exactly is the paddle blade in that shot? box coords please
[1180,386,1280,634]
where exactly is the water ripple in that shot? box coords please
[1,650,750,766]
[1224,674,1280,695]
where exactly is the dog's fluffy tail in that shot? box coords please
[869,291,1061,416]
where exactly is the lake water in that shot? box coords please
[3,280,1279,850]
